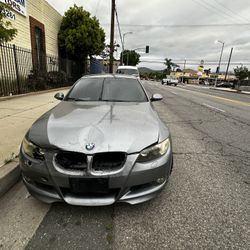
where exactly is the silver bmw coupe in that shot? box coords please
[19,74,173,206]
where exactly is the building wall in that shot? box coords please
[6,0,62,56]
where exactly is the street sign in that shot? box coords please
[198,65,204,72]
[0,0,27,17]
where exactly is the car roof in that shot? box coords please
[81,74,138,80]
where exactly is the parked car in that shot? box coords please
[162,76,178,86]
[116,66,140,79]
[19,74,173,206]
[216,81,234,88]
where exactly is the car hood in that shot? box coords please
[28,101,169,154]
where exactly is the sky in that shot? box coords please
[47,0,250,72]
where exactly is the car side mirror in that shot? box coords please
[151,93,163,102]
[54,92,64,101]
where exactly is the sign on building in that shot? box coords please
[198,59,204,72]
[1,8,16,20]
[0,0,26,16]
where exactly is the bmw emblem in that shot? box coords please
[85,143,95,151]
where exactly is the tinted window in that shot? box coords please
[66,77,148,102]
[102,78,147,102]
[67,78,104,101]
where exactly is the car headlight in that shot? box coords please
[22,137,45,160]
[137,138,170,163]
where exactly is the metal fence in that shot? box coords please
[0,43,82,97]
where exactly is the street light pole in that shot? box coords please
[121,32,132,65]
[215,40,225,87]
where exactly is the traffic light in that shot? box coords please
[145,45,149,53]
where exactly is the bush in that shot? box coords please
[27,70,68,91]
[27,71,47,91]
[46,71,68,87]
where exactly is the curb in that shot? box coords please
[209,87,250,96]
[0,86,70,102]
[0,160,21,198]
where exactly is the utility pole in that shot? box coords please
[109,0,115,73]
[215,40,225,87]
[182,59,186,83]
[224,48,233,81]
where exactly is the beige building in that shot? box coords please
[170,69,237,82]
[1,0,62,67]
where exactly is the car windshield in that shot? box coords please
[66,77,148,102]
[117,69,139,75]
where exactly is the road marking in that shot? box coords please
[172,86,250,107]
[202,103,226,113]
[168,91,180,96]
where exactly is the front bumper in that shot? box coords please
[19,148,173,206]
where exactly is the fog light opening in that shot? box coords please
[156,177,165,184]
[26,160,32,167]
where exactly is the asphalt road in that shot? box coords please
[0,81,249,250]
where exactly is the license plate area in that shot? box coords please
[69,178,109,194]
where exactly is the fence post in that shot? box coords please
[13,44,21,94]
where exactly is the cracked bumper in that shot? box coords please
[19,148,173,206]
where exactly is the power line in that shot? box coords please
[203,0,244,23]
[212,0,250,23]
[114,5,123,50]
[103,23,250,28]
[144,58,250,61]
[140,60,250,66]
[191,0,241,24]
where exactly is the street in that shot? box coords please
[0,81,249,250]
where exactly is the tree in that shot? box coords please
[0,3,17,44]
[120,50,140,66]
[58,4,105,73]
[164,58,179,73]
[234,66,249,81]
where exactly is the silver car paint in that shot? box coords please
[20,75,173,206]
[29,101,170,154]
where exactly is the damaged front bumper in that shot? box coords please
[19,148,173,206]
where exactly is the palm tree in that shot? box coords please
[164,58,179,72]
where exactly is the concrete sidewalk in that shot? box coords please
[0,89,69,167]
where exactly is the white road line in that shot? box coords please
[164,86,180,96]
[202,103,226,113]
[168,91,180,96]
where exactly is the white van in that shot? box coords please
[116,66,140,79]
